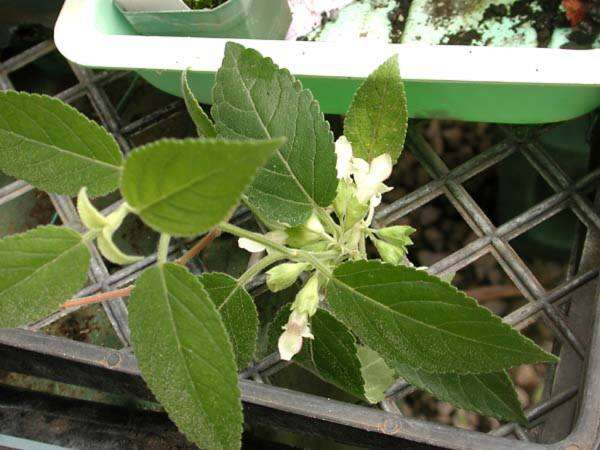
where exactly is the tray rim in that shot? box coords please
[55,0,600,87]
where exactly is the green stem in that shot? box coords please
[237,253,285,287]
[219,222,332,277]
[316,207,340,239]
[157,233,171,264]
[82,229,101,242]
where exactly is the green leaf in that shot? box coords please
[0,91,123,197]
[182,71,218,138]
[268,308,365,401]
[212,42,338,227]
[357,346,395,404]
[129,263,242,450]
[198,272,258,370]
[0,225,90,328]
[395,363,527,424]
[328,261,556,374]
[344,55,408,163]
[121,138,284,236]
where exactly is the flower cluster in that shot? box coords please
[237,136,415,361]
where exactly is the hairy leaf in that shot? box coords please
[0,91,123,196]
[129,263,242,450]
[328,261,556,374]
[395,363,527,424]
[182,71,218,138]
[269,307,365,401]
[0,226,90,328]
[212,42,338,227]
[198,272,258,370]
[344,55,408,163]
[357,346,395,404]
[121,138,284,236]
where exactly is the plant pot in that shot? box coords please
[55,0,600,123]
[114,0,292,39]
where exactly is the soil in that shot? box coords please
[389,0,413,43]
[445,28,482,45]
[183,0,228,9]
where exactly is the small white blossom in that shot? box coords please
[335,136,353,180]
[278,310,313,360]
[353,153,393,204]
[238,230,288,253]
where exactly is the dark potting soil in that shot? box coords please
[183,0,228,9]
[389,0,413,43]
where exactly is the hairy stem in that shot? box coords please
[157,233,171,264]
[62,286,133,309]
[62,229,220,309]
[219,222,332,276]
[237,253,286,287]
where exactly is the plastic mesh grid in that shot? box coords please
[1,37,599,446]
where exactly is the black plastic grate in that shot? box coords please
[0,37,599,449]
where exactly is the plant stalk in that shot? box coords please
[219,222,332,276]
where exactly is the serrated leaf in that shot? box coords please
[129,263,242,450]
[212,42,338,227]
[344,55,408,163]
[198,272,258,370]
[395,363,526,424]
[182,71,218,138]
[357,346,395,404]
[121,138,284,236]
[0,226,90,328]
[0,91,123,197]
[268,307,365,401]
[328,260,556,374]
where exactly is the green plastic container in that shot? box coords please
[55,0,600,124]
[115,0,291,39]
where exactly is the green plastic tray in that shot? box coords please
[55,0,600,123]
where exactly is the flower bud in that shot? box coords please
[375,225,416,248]
[345,194,370,228]
[333,180,353,218]
[286,215,325,248]
[292,274,320,317]
[305,214,325,235]
[238,230,287,254]
[266,262,310,293]
[373,238,406,266]
[77,187,108,231]
[97,227,143,266]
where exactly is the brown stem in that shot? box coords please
[61,228,221,309]
[176,228,221,265]
[61,286,133,309]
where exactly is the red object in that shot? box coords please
[563,0,588,27]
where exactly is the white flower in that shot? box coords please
[335,136,354,180]
[238,230,288,253]
[278,310,314,361]
[353,153,393,204]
